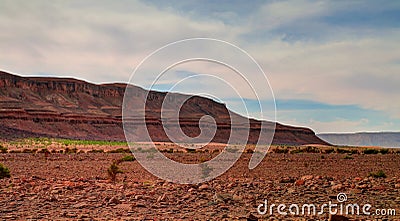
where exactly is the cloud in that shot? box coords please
[0,0,399,132]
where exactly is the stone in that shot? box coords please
[114,203,131,210]
[301,175,314,181]
[198,184,209,191]
[331,184,343,191]
[108,196,121,205]
[295,179,305,186]
[73,202,88,209]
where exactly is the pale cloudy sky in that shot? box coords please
[1,0,399,133]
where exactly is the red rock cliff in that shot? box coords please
[0,71,329,145]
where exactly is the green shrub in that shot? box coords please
[369,170,387,178]
[0,145,7,153]
[0,163,11,179]
[107,162,123,183]
[363,149,379,154]
[121,155,135,162]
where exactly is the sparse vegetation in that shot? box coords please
[290,149,304,154]
[107,148,130,153]
[379,149,389,154]
[336,148,352,154]
[0,145,7,153]
[22,149,37,153]
[343,155,354,160]
[57,139,128,146]
[186,149,197,153]
[88,149,105,153]
[363,149,379,154]
[368,170,387,178]
[273,148,289,154]
[107,162,123,183]
[304,146,320,153]
[0,163,11,179]
[64,147,78,154]
[37,148,50,154]
[120,155,135,162]
[323,148,335,154]
[245,149,254,154]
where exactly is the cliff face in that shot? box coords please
[0,71,328,145]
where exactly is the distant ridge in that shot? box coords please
[318,132,400,147]
[0,70,328,145]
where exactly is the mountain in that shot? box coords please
[0,71,328,145]
[318,132,400,147]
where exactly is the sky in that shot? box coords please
[1,0,399,133]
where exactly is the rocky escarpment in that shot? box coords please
[0,71,328,145]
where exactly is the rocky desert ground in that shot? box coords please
[0,141,399,220]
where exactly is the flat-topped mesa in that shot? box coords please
[0,71,329,145]
[0,71,126,98]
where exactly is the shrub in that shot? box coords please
[363,149,379,154]
[290,149,304,154]
[304,146,320,153]
[108,148,130,153]
[0,163,11,179]
[379,149,389,154]
[120,155,135,162]
[0,145,7,153]
[368,170,387,178]
[273,148,289,154]
[324,148,335,154]
[343,155,353,160]
[22,149,37,153]
[336,148,352,154]
[65,147,78,154]
[9,150,22,153]
[107,162,123,183]
[88,149,105,153]
[186,149,196,153]
[246,149,254,154]
[37,148,50,154]
[350,149,359,154]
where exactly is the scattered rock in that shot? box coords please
[331,184,343,191]
[301,175,313,181]
[295,179,305,186]
[198,184,209,191]
[108,196,121,205]
[114,203,131,210]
